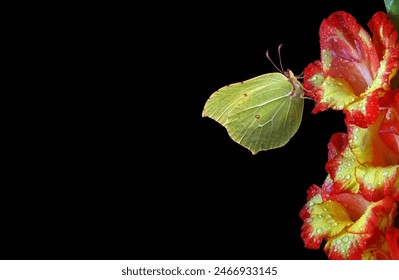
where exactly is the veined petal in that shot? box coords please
[319,11,380,95]
[303,11,399,128]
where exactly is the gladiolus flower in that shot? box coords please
[300,10,399,259]
[300,183,398,259]
[303,11,399,128]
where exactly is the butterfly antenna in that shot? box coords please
[277,44,285,73]
[266,46,283,74]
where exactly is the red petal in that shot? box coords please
[347,196,395,234]
[319,11,380,95]
[356,166,399,202]
[331,193,369,221]
[343,90,380,128]
[325,232,370,259]
[379,89,399,154]
[368,12,399,90]
[386,227,399,260]
[325,132,360,195]
[303,60,326,113]
[327,132,348,160]
[368,12,399,58]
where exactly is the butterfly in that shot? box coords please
[202,44,305,155]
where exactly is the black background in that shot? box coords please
[1,0,388,260]
[153,0,386,260]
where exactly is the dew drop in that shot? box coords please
[345,174,351,180]
[342,236,349,243]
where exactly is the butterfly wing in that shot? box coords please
[202,72,304,154]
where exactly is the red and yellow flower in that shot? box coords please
[303,11,399,128]
[300,10,399,259]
